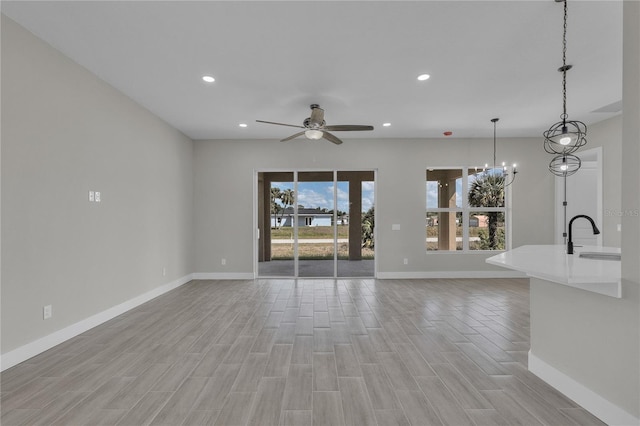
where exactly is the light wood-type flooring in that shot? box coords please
[1,278,605,426]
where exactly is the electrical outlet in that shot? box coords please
[43,305,52,320]
[95,192,101,202]
[221,258,227,266]
[403,258,408,265]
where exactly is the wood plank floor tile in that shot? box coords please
[491,376,580,425]
[312,353,338,391]
[464,409,511,426]
[231,353,268,392]
[275,323,297,344]
[479,389,544,426]
[373,409,411,426]
[191,344,231,377]
[334,344,362,377]
[338,377,377,426]
[312,391,345,426]
[104,363,171,409]
[350,335,378,364]
[378,352,419,391]
[0,278,605,426]
[223,335,256,365]
[395,390,443,426]
[416,376,475,426]
[440,351,502,391]
[193,363,242,411]
[11,391,89,426]
[149,376,208,425]
[181,409,220,426]
[313,328,334,353]
[360,363,400,410]
[247,377,286,426]
[251,328,277,353]
[394,343,436,377]
[559,408,607,426]
[296,317,314,335]
[264,344,293,377]
[291,335,313,364]
[430,363,492,409]
[214,392,255,426]
[282,364,313,410]
[280,410,312,426]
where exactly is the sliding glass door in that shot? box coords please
[257,170,375,278]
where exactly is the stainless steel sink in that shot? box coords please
[579,252,621,261]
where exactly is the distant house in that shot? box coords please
[271,207,340,227]
[427,215,487,227]
[469,215,489,228]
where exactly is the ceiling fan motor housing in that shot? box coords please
[303,117,326,128]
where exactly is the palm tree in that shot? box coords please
[468,173,504,250]
[270,187,282,228]
[278,189,294,227]
[362,206,375,249]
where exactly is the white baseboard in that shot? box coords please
[529,351,639,426]
[376,270,526,279]
[0,274,193,372]
[192,272,254,280]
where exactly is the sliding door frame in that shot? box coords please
[254,168,377,279]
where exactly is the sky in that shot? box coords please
[272,181,374,213]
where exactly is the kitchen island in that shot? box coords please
[487,245,637,426]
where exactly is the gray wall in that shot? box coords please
[530,2,639,419]
[1,15,195,354]
[193,115,624,276]
[193,136,557,276]
[585,115,623,247]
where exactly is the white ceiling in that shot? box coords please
[2,1,622,141]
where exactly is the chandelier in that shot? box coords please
[544,0,587,176]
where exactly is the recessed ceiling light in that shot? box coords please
[383,123,391,127]
[417,74,430,81]
[202,75,215,83]
[239,123,248,128]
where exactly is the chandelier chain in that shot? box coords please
[561,0,568,121]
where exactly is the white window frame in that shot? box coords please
[426,166,511,253]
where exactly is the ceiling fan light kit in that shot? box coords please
[256,104,373,145]
[304,129,323,140]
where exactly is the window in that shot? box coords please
[426,167,508,251]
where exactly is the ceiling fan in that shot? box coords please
[256,104,374,145]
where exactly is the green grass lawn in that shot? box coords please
[271,226,349,239]
[269,227,374,260]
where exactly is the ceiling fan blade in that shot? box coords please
[309,106,324,126]
[256,120,305,129]
[281,131,306,142]
[322,131,343,145]
[323,125,374,131]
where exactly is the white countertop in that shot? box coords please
[486,245,621,298]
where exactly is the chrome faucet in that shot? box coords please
[567,215,600,254]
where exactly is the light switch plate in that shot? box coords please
[89,191,94,202]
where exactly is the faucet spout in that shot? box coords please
[567,214,600,254]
